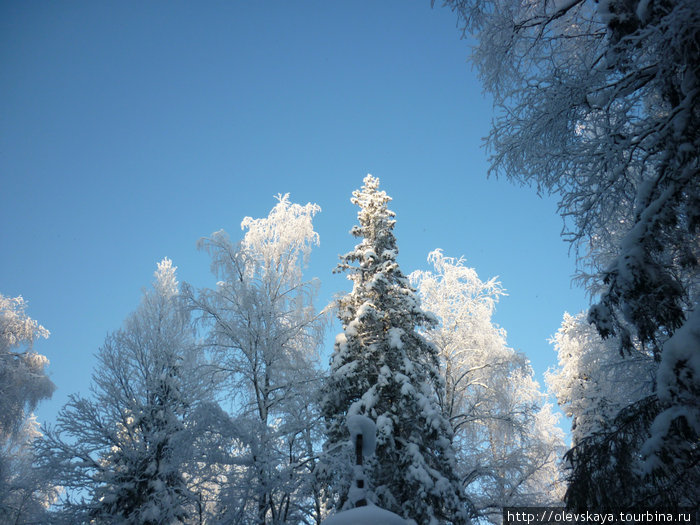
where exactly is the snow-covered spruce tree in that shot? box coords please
[39,259,217,524]
[186,194,326,525]
[411,250,565,522]
[0,294,57,523]
[546,313,698,510]
[320,175,471,525]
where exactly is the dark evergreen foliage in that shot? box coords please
[320,175,471,525]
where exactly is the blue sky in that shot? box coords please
[1,1,588,431]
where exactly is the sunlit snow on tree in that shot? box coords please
[442,0,699,508]
[319,175,471,525]
[38,259,219,524]
[0,294,57,523]
[412,250,566,522]
[186,194,327,524]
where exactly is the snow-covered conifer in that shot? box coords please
[546,313,698,509]
[320,175,470,525]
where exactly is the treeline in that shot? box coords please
[3,176,568,524]
[5,169,696,524]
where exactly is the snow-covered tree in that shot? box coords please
[412,250,565,522]
[440,0,699,349]
[40,259,217,524]
[0,294,54,443]
[320,175,470,525]
[547,313,656,445]
[440,0,699,505]
[0,294,57,523]
[547,313,698,509]
[186,194,326,525]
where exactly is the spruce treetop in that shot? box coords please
[336,174,437,336]
[348,174,396,251]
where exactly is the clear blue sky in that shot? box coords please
[1,1,588,431]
